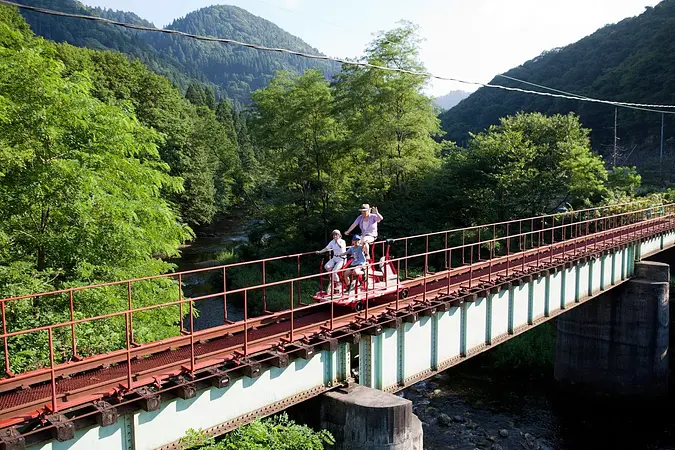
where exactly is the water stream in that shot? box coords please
[169,216,251,328]
[402,350,675,450]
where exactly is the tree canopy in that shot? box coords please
[439,0,675,184]
[18,0,338,104]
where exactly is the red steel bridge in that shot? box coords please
[0,201,674,449]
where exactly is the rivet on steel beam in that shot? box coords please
[209,369,230,389]
[403,312,419,323]
[383,316,403,328]
[363,324,383,336]
[241,361,262,379]
[0,427,25,450]
[420,307,436,317]
[319,338,338,352]
[135,387,161,412]
[297,344,315,360]
[269,352,290,368]
[177,382,197,400]
[464,293,478,303]
[45,414,74,442]
[436,302,452,312]
[93,401,118,427]
[339,332,361,345]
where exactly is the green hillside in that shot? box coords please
[18,0,337,103]
[440,0,675,180]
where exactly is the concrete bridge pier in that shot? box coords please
[554,261,670,396]
[290,384,423,450]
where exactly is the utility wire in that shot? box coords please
[3,0,675,114]
[496,74,671,114]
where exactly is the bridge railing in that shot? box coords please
[0,202,673,414]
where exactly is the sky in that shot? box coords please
[81,0,663,97]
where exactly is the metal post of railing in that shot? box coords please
[178,274,183,334]
[127,281,134,345]
[179,278,184,333]
[462,231,466,265]
[365,270,370,319]
[243,289,248,355]
[477,228,481,261]
[447,249,452,296]
[289,282,294,342]
[423,252,428,302]
[444,232,449,269]
[68,290,77,360]
[262,261,267,313]
[189,293,195,375]
[396,260,401,310]
[506,223,510,277]
[125,305,132,390]
[2,300,11,376]
[405,238,409,278]
[48,328,58,413]
[296,256,302,307]
[425,235,429,274]
[222,267,228,323]
[469,242,474,289]
[488,241,493,283]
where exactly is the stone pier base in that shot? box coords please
[292,384,423,450]
[554,261,670,396]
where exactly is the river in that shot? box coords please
[401,347,675,450]
[175,223,675,449]
[169,216,251,328]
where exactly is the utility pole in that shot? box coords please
[660,112,664,163]
[613,107,618,166]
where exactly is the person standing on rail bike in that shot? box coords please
[344,204,383,259]
[343,234,368,293]
[316,229,347,294]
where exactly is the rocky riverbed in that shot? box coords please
[400,357,675,450]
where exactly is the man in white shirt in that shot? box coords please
[316,229,347,290]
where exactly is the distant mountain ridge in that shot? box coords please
[433,90,471,111]
[439,0,675,172]
[18,0,338,103]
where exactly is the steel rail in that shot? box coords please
[0,204,672,429]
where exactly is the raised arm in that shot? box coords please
[373,206,383,221]
[344,216,360,235]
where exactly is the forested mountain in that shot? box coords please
[440,0,675,176]
[433,90,470,111]
[18,0,337,103]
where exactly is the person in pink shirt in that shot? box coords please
[344,203,383,258]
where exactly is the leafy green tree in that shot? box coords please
[203,86,216,110]
[334,21,442,196]
[53,44,242,225]
[0,6,192,372]
[412,113,610,227]
[251,70,348,244]
[186,82,206,106]
[180,413,334,450]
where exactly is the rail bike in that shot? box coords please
[311,239,408,311]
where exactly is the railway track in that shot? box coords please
[0,205,673,433]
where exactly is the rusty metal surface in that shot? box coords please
[0,204,672,429]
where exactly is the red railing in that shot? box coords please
[0,201,673,421]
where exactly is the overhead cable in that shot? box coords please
[3,0,675,114]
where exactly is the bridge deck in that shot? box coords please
[0,204,673,430]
